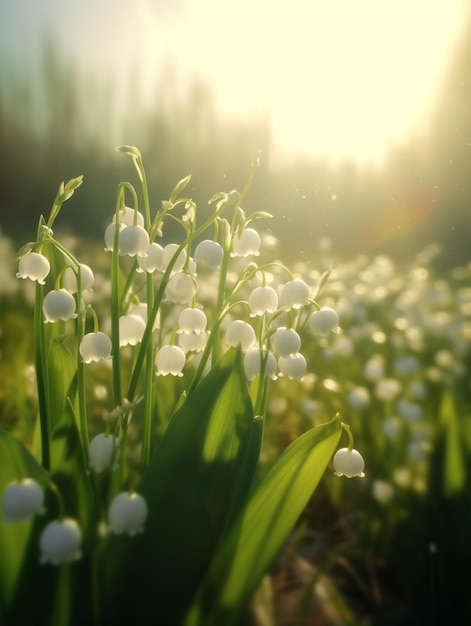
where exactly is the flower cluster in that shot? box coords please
[5,148,364,572]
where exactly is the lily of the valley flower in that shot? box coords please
[42,288,77,323]
[248,285,278,316]
[270,327,301,357]
[244,348,277,381]
[119,314,146,347]
[308,307,339,337]
[118,225,150,257]
[62,263,95,293]
[279,279,310,310]
[89,433,119,473]
[155,345,186,376]
[2,478,45,523]
[113,206,145,228]
[80,331,112,363]
[137,242,164,273]
[278,353,307,380]
[17,252,50,285]
[333,448,365,478]
[107,492,148,536]
[225,320,257,352]
[178,307,207,334]
[231,227,261,257]
[39,518,82,565]
[194,239,223,270]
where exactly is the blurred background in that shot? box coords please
[1,0,470,270]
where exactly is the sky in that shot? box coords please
[1,0,469,167]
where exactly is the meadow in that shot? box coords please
[0,147,470,626]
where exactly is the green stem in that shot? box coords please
[139,156,156,468]
[111,194,123,408]
[34,282,50,471]
[75,267,89,456]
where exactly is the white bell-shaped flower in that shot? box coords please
[89,433,119,473]
[194,239,224,270]
[118,225,150,257]
[178,332,207,353]
[308,307,339,337]
[178,308,207,334]
[119,314,146,347]
[225,320,256,352]
[108,492,148,536]
[231,228,261,257]
[165,273,196,305]
[104,222,121,252]
[248,285,278,316]
[17,252,50,285]
[62,263,95,293]
[2,478,45,523]
[113,206,144,228]
[333,448,365,478]
[270,327,301,357]
[155,344,186,376]
[162,243,187,273]
[279,279,310,310]
[278,353,307,380]
[39,518,82,565]
[244,348,277,381]
[129,302,161,331]
[42,289,77,323]
[80,331,112,363]
[137,242,163,273]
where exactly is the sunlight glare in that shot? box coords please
[135,0,468,166]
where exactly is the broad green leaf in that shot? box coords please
[184,414,342,626]
[0,428,49,612]
[44,324,77,435]
[102,347,256,626]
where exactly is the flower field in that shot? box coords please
[0,149,470,625]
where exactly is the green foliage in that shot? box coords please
[185,414,342,626]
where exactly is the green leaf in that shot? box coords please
[184,414,342,626]
[102,347,256,626]
[44,325,77,435]
[0,429,49,613]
